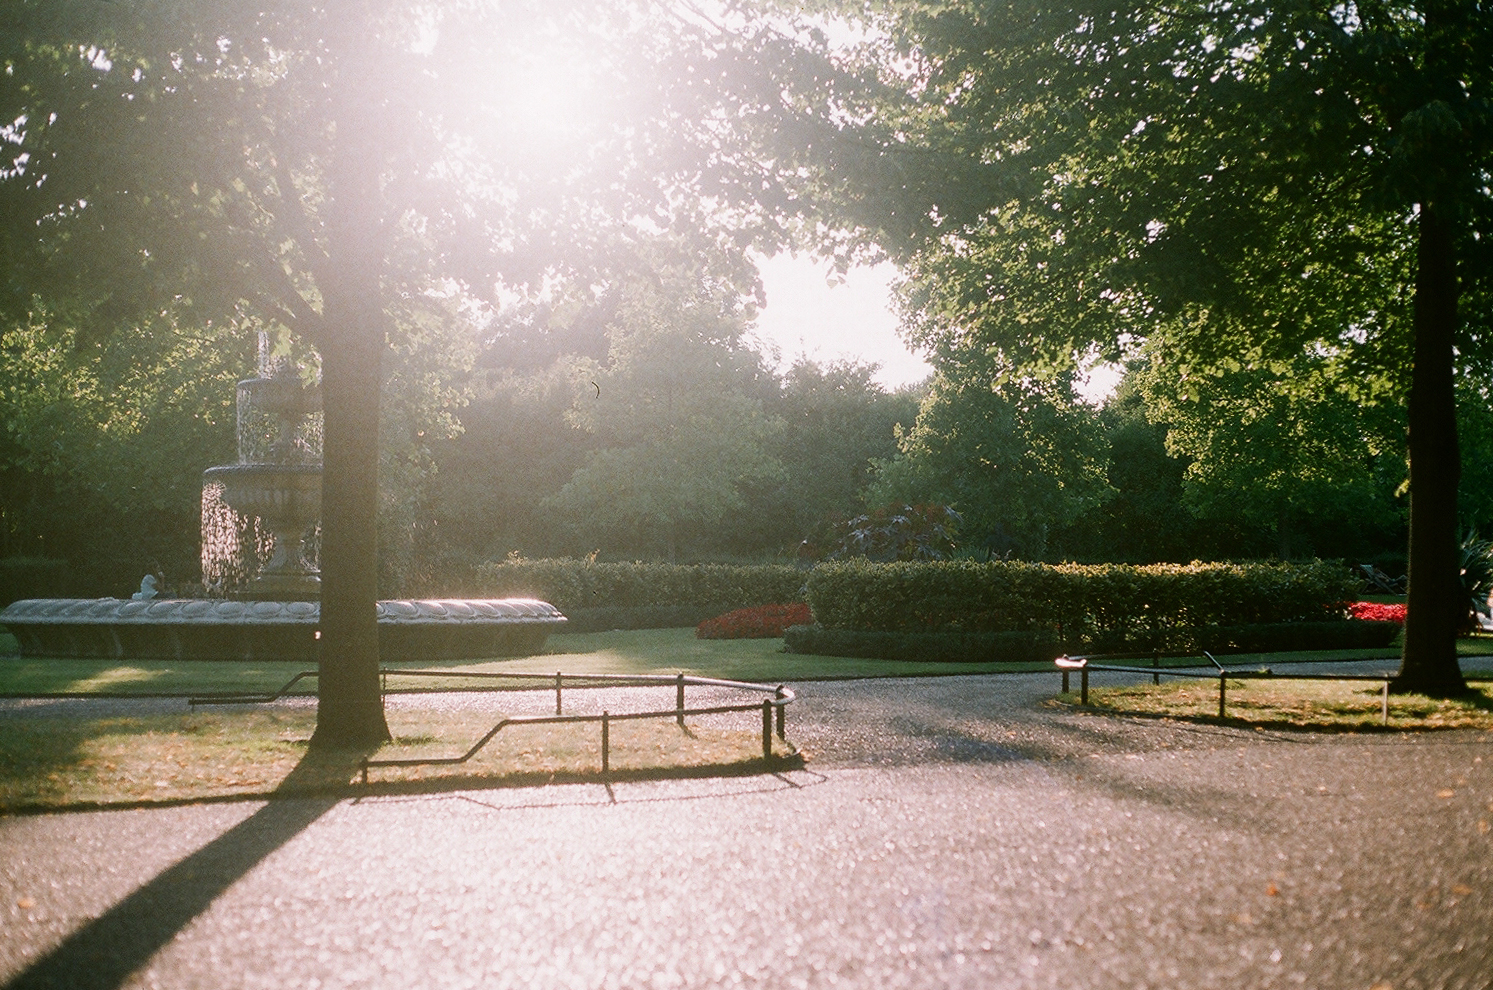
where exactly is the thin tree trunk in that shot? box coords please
[1394,201,1466,697]
[311,0,391,748]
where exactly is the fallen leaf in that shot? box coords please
[1479,820,1490,834]
[17,897,34,910]
[1437,789,1456,798]
[1452,884,1473,896]
[1266,882,1279,896]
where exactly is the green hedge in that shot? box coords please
[0,557,71,607]
[785,619,1399,662]
[805,559,1361,646]
[471,559,806,617]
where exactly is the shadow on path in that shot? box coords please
[2,749,364,990]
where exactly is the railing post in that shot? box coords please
[676,672,685,728]
[1080,666,1088,706]
[555,672,562,716]
[775,686,786,738]
[1062,669,1070,694]
[1218,672,1227,718]
[1382,680,1389,724]
[1153,651,1160,686]
[762,699,772,761]
[601,710,609,777]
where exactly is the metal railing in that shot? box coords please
[1056,651,1399,723]
[187,668,795,781]
[359,670,794,782]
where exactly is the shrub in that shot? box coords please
[470,559,805,616]
[697,603,813,639]
[0,557,71,607]
[805,558,1359,649]
[1346,601,1407,624]
[783,618,1398,662]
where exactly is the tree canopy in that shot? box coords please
[709,0,1492,693]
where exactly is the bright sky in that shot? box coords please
[751,252,1122,402]
[750,253,932,391]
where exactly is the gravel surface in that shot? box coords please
[2,666,1492,989]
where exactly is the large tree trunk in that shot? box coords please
[1394,201,1467,697]
[310,0,391,749]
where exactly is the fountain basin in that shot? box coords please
[0,598,566,662]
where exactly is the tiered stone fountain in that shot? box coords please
[1,351,565,661]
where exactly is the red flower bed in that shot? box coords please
[696,603,813,639]
[1347,601,1407,624]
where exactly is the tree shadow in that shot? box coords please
[2,746,369,990]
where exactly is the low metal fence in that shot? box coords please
[189,668,796,782]
[1055,651,1398,723]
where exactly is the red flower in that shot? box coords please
[696,603,813,639]
[1347,601,1407,625]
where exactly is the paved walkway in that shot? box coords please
[2,667,1492,989]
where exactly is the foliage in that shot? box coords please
[785,619,1397,660]
[1134,350,1408,559]
[0,313,245,592]
[768,359,921,543]
[805,558,1361,649]
[805,503,961,563]
[470,558,805,615]
[1460,531,1493,632]
[1348,602,1409,625]
[696,603,812,639]
[0,557,70,607]
[542,257,785,560]
[718,0,1493,691]
[865,365,1112,558]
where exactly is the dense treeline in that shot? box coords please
[5,241,1491,599]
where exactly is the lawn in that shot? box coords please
[0,627,1046,697]
[1057,676,1493,730]
[2,627,1492,697]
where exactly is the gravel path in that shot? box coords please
[2,666,1492,989]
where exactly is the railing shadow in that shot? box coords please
[2,747,368,990]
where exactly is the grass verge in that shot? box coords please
[0,627,1056,696]
[0,702,798,814]
[1054,677,1493,731]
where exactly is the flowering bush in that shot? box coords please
[1347,601,1407,624]
[696,603,813,639]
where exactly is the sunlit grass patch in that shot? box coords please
[1054,677,1493,730]
[0,704,796,813]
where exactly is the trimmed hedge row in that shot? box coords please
[471,559,806,616]
[805,559,1360,645]
[784,619,1400,662]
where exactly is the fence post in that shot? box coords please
[775,686,786,738]
[1382,680,1389,724]
[762,699,772,761]
[1153,651,1160,686]
[601,710,609,777]
[676,673,685,728]
[1080,666,1089,706]
[1062,669,1070,694]
[555,672,562,716]
[1218,672,1227,718]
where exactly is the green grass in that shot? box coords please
[1057,677,1493,731]
[3,627,1490,697]
[0,628,1045,697]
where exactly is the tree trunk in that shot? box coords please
[1394,201,1466,697]
[310,0,391,749]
